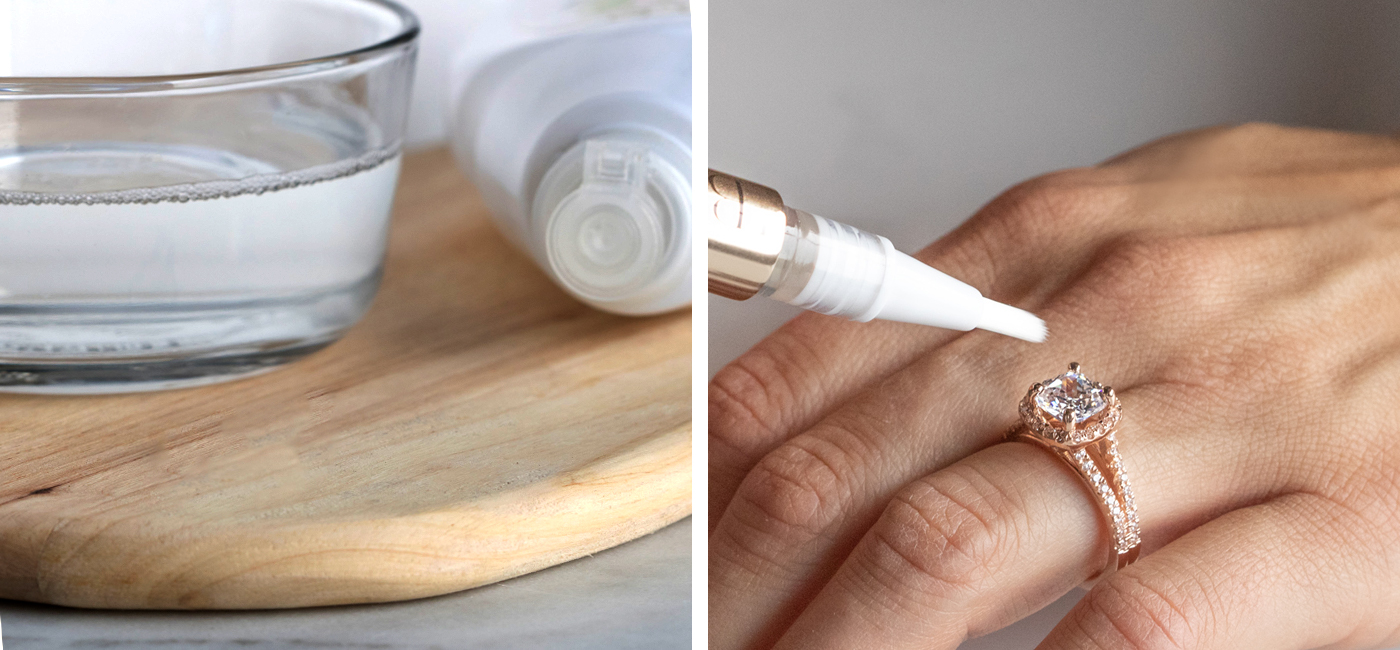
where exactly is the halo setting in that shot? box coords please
[1018,362,1121,447]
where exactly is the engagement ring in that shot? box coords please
[1009,362,1141,581]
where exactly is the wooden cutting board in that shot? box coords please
[0,148,692,610]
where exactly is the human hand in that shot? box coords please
[709,123,1400,650]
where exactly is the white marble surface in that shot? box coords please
[0,518,690,649]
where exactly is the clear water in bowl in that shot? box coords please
[0,142,402,393]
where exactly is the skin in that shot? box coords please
[709,123,1400,650]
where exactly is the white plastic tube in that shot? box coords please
[449,14,691,315]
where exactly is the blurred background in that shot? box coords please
[398,0,688,148]
[710,1,1400,647]
[709,0,1400,373]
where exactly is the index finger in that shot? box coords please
[708,195,1043,534]
[709,313,957,535]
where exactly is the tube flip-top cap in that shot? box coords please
[535,134,691,315]
[548,140,664,298]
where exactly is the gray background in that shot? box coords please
[710,0,1400,371]
[710,1,1400,648]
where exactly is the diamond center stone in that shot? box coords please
[1034,372,1106,424]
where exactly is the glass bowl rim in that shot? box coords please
[0,0,420,95]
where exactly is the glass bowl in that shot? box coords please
[0,0,419,393]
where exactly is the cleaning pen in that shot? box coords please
[707,170,1046,343]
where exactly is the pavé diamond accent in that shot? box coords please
[1105,434,1142,551]
[1072,446,1138,554]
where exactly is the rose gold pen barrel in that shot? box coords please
[706,170,794,300]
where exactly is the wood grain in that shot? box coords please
[0,148,692,609]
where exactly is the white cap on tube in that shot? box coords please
[533,133,691,315]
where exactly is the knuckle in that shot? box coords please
[860,466,1017,599]
[923,167,1127,294]
[726,439,854,556]
[1075,232,1323,393]
[1296,485,1399,579]
[1072,572,1201,650]
[1097,237,1215,303]
[1356,196,1400,229]
[1371,454,1400,535]
[982,169,1125,237]
[709,345,797,458]
[1221,120,1286,141]
[1069,235,1233,324]
[1185,121,1289,156]
[1191,331,1311,396]
[1173,122,1298,169]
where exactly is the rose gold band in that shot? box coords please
[1008,429,1141,582]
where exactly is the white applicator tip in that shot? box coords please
[974,298,1047,343]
